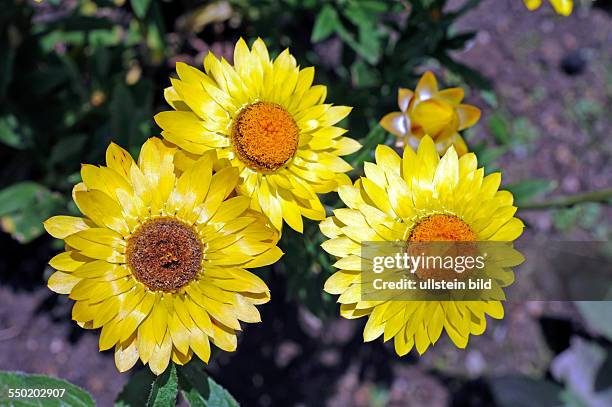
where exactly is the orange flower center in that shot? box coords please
[232,102,300,172]
[407,214,476,281]
[408,214,476,242]
[127,218,202,292]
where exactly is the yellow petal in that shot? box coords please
[114,336,139,373]
[437,88,464,104]
[138,138,176,214]
[189,326,211,363]
[550,0,572,15]
[414,323,431,354]
[148,331,172,376]
[210,323,237,352]
[233,294,261,323]
[363,304,389,342]
[456,104,481,130]
[209,196,251,225]
[379,112,407,137]
[49,251,89,272]
[65,230,125,263]
[411,99,456,137]
[137,313,157,363]
[488,218,524,241]
[106,143,135,179]
[155,111,229,152]
[168,313,191,355]
[48,271,81,294]
[73,190,129,235]
[524,0,542,10]
[99,317,122,351]
[44,216,94,239]
[169,152,214,220]
[184,296,214,337]
[415,71,438,100]
[171,346,193,366]
[279,195,303,233]
[394,326,414,356]
[150,300,169,345]
[451,134,469,157]
[198,167,240,224]
[398,88,414,111]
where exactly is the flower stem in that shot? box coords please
[520,188,612,210]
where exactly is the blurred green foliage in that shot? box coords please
[1,0,164,242]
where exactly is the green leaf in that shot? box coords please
[488,113,510,145]
[178,359,239,407]
[0,114,32,150]
[0,371,95,406]
[311,4,340,43]
[115,369,155,407]
[147,364,178,407]
[334,23,379,65]
[130,0,152,19]
[145,2,166,62]
[0,182,46,217]
[355,0,388,14]
[487,376,563,407]
[347,124,387,169]
[350,60,380,87]
[476,145,507,167]
[49,135,87,166]
[511,117,540,145]
[504,179,557,206]
[110,83,137,146]
[0,182,65,243]
[480,90,499,108]
[576,302,612,341]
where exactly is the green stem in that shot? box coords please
[520,188,612,210]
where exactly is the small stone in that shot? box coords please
[560,50,587,76]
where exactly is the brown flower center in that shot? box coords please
[232,102,299,172]
[126,218,202,292]
[407,214,476,281]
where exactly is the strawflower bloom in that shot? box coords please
[155,38,361,233]
[320,136,524,355]
[523,0,573,15]
[379,71,480,156]
[44,138,282,375]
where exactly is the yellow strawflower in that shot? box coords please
[44,138,282,375]
[379,71,481,156]
[320,137,524,355]
[523,0,573,15]
[155,38,361,233]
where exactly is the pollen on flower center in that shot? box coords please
[408,214,476,242]
[126,218,202,292]
[407,214,476,281]
[232,102,300,172]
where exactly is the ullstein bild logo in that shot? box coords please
[360,241,519,302]
[359,241,612,302]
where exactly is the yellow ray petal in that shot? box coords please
[44,216,95,239]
